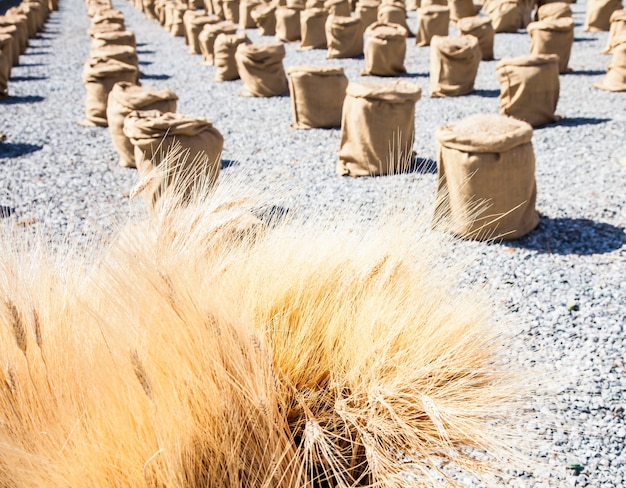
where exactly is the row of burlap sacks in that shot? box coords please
[83,0,225,214]
[0,0,59,97]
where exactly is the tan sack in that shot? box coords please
[169,5,188,36]
[377,2,413,36]
[90,44,139,72]
[299,8,328,49]
[0,37,10,96]
[338,81,421,177]
[82,58,139,127]
[457,16,494,60]
[528,17,574,73]
[325,0,352,16]
[187,14,220,54]
[10,5,35,38]
[585,0,622,31]
[240,0,262,28]
[363,22,407,75]
[518,0,535,28]
[235,42,289,96]
[107,82,178,168]
[90,30,136,50]
[123,110,224,212]
[275,6,302,41]
[421,0,448,6]
[594,39,626,91]
[0,15,28,57]
[603,9,626,53]
[536,2,572,21]
[407,0,419,10]
[143,0,158,19]
[430,35,481,97]
[251,4,276,35]
[214,32,250,80]
[415,5,449,46]
[0,25,19,68]
[433,113,539,240]
[484,0,520,32]
[198,21,237,64]
[326,15,364,58]
[91,9,126,29]
[87,22,124,37]
[0,30,15,69]
[286,65,348,128]
[496,54,560,127]
[448,0,475,21]
[223,0,241,23]
[356,0,381,29]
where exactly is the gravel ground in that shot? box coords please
[1,0,625,486]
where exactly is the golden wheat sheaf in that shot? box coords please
[0,177,528,487]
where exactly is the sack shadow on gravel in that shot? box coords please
[137,49,156,55]
[10,75,48,82]
[140,73,171,80]
[574,36,597,42]
[545,117,611,128]
[397,72,429,78]
[221,159,239,169]
[408,157,437,174]
[507,216,626,255]
[565,69,605,76]
[0,142,43,158]
[0,95,45,104]
[470,89,500,98]
[138,60,153,66]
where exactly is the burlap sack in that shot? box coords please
[7,6,33,39]
[603,9,626,53]
[299,8,328,48]
[518,0,535,27]
[123,110,224,212]
[240,0,262,28]
[275,6,302,41]
[251,4,277,35]
[362,22,407,75]
[90,44,139,71]
[155,0,168,24]
[106,82,178,168]
[594,39,626,91]
[585,0,622,31]
[325,15,364,58]
[434,113,538,240]
[142,0,158,19]
[415,5,449,46]
[496,54,560,126]
[198,21,237,64]
[325,0,352,16]
[536,1,572,21]
[338,81,421,176]
[187,14,220,53]
[377,2,413,36]
[91,9,126,30]
[355,0,381,29]
[82,59,139,126]
[87,22,124,38]
[407,0,419,11]
[86,0,113,17]
[183,9,202,44]
[235,42,289,96]
[448,0,476,21]
[288,0,307,8]
[457,16,494,60]
[421,0,448,6]
[429,35,480,97]
[286,65,348,128]
[17,3,39,36]
[484,0,520,32]
[0,35,11,94]
[90,29,137,50]
[169,5,188,36]
[223,0,241,23]
[528,17,574,73]
[0,15,28,57]
[306,0,326,7]
[0,27,17,68]
[214,32,250,80]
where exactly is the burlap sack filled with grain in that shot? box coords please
[325,0,352,16]
[123,110,224,212]
[223,0,241,24]
[585,0,622,31]
[299,8,328,48]
[528,17,574,73]
[407,0,419,11]
[251,4,277,35]
[603,9,626,53]
[82,58,139,126]
[235,42,289,96]
[433,113,538,240]
[155,0,168,24]
[169,4,188,36]
[421,0,448,6]
[306,0,326,7]
[0,15,28,56]
[87,22,124,38]
[182,9,202,44]
[198,21,237,63]
[457,16,494,59]
[91,9,126,30]
[275,6,303,41]
[142,0,158,19]
[363,22,407,75]
[9,5,35,38]
[430,35,480,97]
[484,0,520,32]
[536,1,572,21]
[214,32,250,80]
[286,65,348,128]
[594,38,626,91]
[415,5,449,46]
[18,3,42,35]
[91,44,139,68]
[448,0,476,21]
[325,15,364,58]
[86,0,113,17]
[356,0,381,29]
[90,29,136,50]
[517,0,535,27]
[107,82,178,167]
[240,0,262,28]
[0,26,18,68]
[187,14,220,53]
[338,81,421,176]
[377,1,413,36]
[0,35,12,94]
[496,54,560,126]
